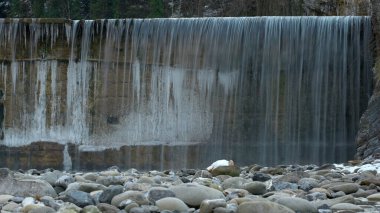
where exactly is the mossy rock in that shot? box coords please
[210,166,241,177]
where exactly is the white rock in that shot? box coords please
[207,160,234,171]
[265,179,273,190]
[22,197,35,207]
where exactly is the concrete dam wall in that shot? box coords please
[0,17,373,170]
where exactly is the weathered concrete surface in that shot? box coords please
[0,1,376,170]
[0,141,203,170]
[0,142,64,170]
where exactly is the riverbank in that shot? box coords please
[1,159,380,213]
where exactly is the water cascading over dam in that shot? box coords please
[0,17,373,170]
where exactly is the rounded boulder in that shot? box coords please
[170,183,225,207]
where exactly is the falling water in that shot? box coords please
[0,17,373,169]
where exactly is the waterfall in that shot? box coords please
[0,17,373,168]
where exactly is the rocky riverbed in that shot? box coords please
[1,160,380,213]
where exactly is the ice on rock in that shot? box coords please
[334,162,380,174]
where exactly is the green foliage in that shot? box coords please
[8,0,19,17]
[112,0,123,18]
[10,0,31,17]
[148,0,164,18]
[8,0,69,18]
[90,0,113,19]
[0,1,9,18]
[5,0,163,19]
[79,0,90,19]
[31,0,44,17]
[111,0,131,18]
[67,0,82,19]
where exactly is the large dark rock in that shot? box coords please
[271,181,298,191]
[356,0,380,160]
[356,93,380,159]
[147,187,176,203]
[298,178,319,191]
[251,172,271,182]
[98,185,124,204]
[63,190,95,207]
